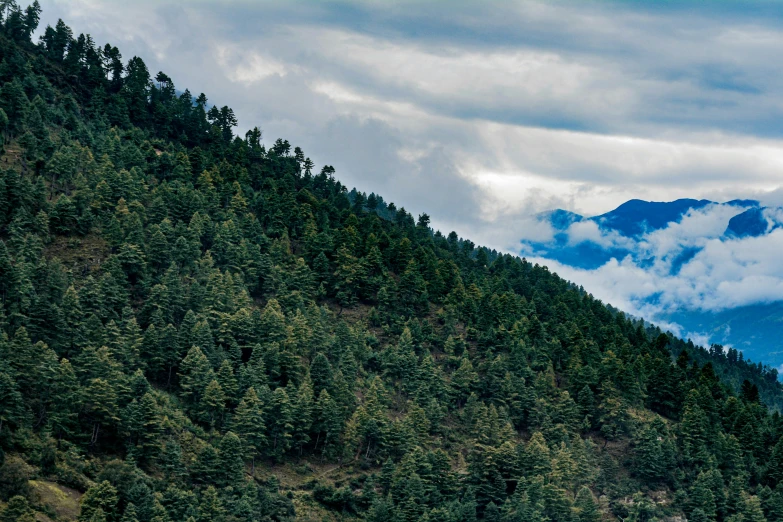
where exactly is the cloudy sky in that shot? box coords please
[36,1,783,244]
[35,0,783,347]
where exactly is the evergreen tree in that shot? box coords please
[233,387,266,471]
[79,481,119,522]
[742,495,768,522]
[119,504,139,522]
[690,475,718,521]
[0,371,26,432]
[0,496,34,522]
[574,486,600,522]
[267,386,294,459]
[634,423,671,483]
[178,346,213,405]
[309,352,333,397]
[201,379,226,427]
[198,486,226,522]
[219,431,245,486]
[293,376,314,454]
[315,389,343,457]
[767,436,783,485]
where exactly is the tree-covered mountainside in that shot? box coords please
[2,3,783,521]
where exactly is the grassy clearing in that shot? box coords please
[29,480,82,521]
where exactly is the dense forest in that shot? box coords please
[2,2,783,521]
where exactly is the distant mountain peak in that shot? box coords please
[537,209,583,231]
[724,206,783,238]
[591,198,714,237]
[724,199,760,207]
[538,198,764,240]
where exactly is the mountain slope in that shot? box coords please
[725,206,775,238]
[1,4,783,522]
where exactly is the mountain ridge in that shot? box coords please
[536,197,769,238]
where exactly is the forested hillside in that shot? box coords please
[2,3,783,521]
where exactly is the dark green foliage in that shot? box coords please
[0,6,782,521]
[0,495,34,522]
[78,481,118,522]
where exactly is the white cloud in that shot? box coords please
[216,45,293,84]
[300,26,636,124]
[635,204,744,261]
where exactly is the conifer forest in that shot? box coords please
[2,2,783,521]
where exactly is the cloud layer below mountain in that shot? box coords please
[524,203,783,345]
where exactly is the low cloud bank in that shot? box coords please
[522,203,783,346]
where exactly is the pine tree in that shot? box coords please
[137,392,161,460]
[243,344,269,392]
[147,226,170,269]
[83,378,120,445]
[524,432,551,477]
[766,486,783,522]
[366,495,394,522]
[219,431,245,486]
[216,359,239,405]
[577,385,595,429]
[191,444,220,486]
[160,440,188,484]
[398,260,428,315]
[450,357,478,407]
[742,495,768,522]
[190,319,216,365]
[0,371,27,432]
[597,384,627,443]
[46,358,79,437]
[690,475,718,521]
[198,486,226,522]
[120,503,139,522]
[315,389,343,458]
[79,481,119,522]
[309,352,333,397]
[258,299,287,345]
[574,486,600,522]
[767,436,783,485]
[178,346,214,405]
[201,379,226,427]
[634,424,668,482]
[267,386,294,459]
[233,387,266,472]
[0,496,34,522]
[681,389,709,464]
[627,492,658,522]
[293,376,314,454]
[334,245,364,308]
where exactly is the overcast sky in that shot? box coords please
[36,0,783,254]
